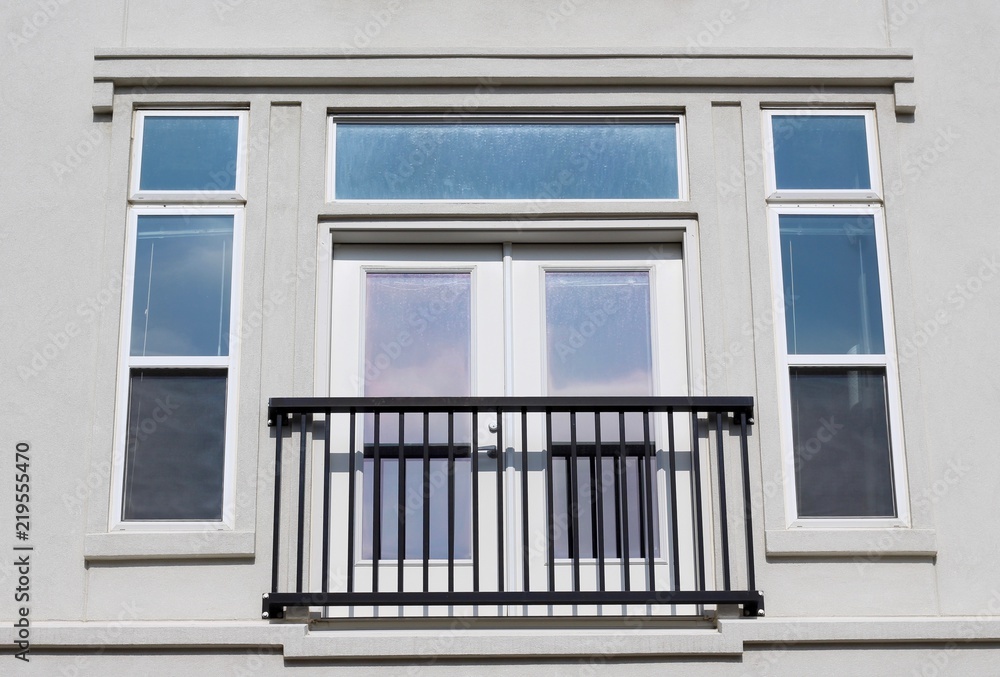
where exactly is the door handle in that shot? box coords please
[478,444,498,458]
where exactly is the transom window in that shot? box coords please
[328,115,686,201]
[763,109,881,201]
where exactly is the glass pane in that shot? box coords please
[780,214,885,355]
[552,456,658,559]
[122,369,227,520]
[772,115,871,190]
[545,271,658,559]
[130,214,234,357]
[361,273,472,560]
[545,271,653,396]
[335,122,679,199]
[362,457,472,560]
[790,368,895,518]
[138,115,240,191]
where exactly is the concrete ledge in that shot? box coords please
[764,528,936,558]
[85,531,256,561]
[8,615,1000,661]
[93,48,914,89]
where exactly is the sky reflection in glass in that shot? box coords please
[336,123,679,199]
[139,115,240,191]
[779,214,884,355]
[772,115,871,190]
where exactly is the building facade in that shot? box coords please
[2,1,1000,674]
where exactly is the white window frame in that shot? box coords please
[762,108,882,203]
[111,106,247,532]
[129,109,249,203]
[110,205,244,532]
[325,113,689,203]
[766,204,908,528]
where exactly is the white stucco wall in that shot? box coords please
[2,0,999,673]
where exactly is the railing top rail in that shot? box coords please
[268,396,754,420]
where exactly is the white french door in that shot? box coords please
[323,240,697,614]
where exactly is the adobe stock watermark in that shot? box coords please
[545,0,590,29]
[880,0,931,34]
[885,126,961,200]
[896,252,999,366]
[338,0,406,53]
[18,270,126,382]
[50,66,164,182]
[6,0,74,50]
[551,297,621,363]
[61,395,179,517]
[853,456,971,573]
[675,0,752,70]
[353,281,467,390]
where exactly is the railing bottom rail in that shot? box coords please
[263,590,764,619]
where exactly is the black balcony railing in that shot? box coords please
[262,397,763,619]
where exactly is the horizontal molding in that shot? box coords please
[85,530,256,561]
[93,48,914,88]
[9,615,1000,660]
[764,528,937,558]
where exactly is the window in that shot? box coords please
[328,115,686,200]
[111,110,247,528]
[764,109,907,525]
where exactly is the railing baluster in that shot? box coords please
[472,411,480,593]
[690,411,706,593]
[520,408,530,593]
[322,411,332,594]
[373,412,382,593]
[642,411,656,592]
[594,412,606,593]
[739,411,757,593]
[270,414,284,594]
[422,412,430,593]
[667,409,681,592]
[617,411,630,591]
[715,411,732,591]
[545,409,555,592]
[569,411,581,593]
[495,407,505,593]
[397,413,406,594]
[448,411,455,593]
[347,410,357,594]
[296,414,308,594]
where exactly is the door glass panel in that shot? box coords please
[545,271,653,397]
[544,270,658,558]
[360,273,473,560]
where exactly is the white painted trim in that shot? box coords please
[109,206,244,532]
[761,108,883,202]
[766,205,909,528]
[327,114,686,203]
[130,109,249,202]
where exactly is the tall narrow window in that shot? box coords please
[113,110,247,527]
[764,109,906,524]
